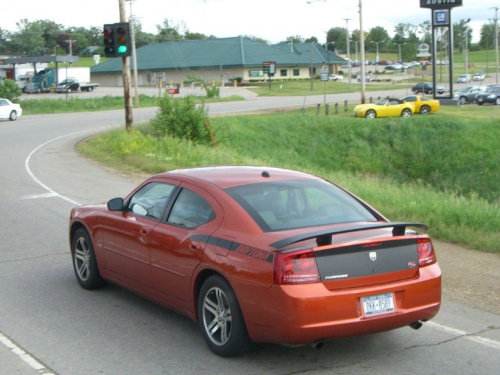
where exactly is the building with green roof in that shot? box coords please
[90,36,347,87]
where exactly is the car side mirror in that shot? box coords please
[107,197,124,211]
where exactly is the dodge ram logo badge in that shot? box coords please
[369,252,377,261]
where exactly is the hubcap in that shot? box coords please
[202,286,232,346]
[74,237,91,281]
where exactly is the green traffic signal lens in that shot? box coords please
[117,45,128,54]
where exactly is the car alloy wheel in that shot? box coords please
[9,111,17,121]
[365,109,376,119]
[459,97,467,105]
[198,275,252,356]
[496,97,500,105]
[401,108,412,118]
[420,105,430,114]
[72,228,107,289]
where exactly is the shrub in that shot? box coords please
[149,94,212,144]
[0,79,22,101]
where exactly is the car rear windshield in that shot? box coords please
[225,179,377,232]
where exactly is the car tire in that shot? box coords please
[401,108,412,118]
[71,228,107,290]
[459,96,468,105]
[365,109,376,119]
[496,97,500,106]
[9,111,17,121]
[198,275,252,357]
[420,105,430,114]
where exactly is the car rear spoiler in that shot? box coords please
[269,222,428,249]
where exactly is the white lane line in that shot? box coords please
[0,331,56,375]
[427,321,500,350]
[24,128,106,207]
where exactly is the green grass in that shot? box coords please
[78,106,500,253]
[20,94,244,115]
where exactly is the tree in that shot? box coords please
[453,19,473,52]
[0,79,22,101]
[418,21,432,44]
[156,19,183,42]
[284,35,304,44]
[479,23,497,49]
[305,36,319,44]
[326,27,346,52]
[9,19,46,55]
[185,32,207,40]
[366,26,390,49]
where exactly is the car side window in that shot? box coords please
[128,182,175,220]
[167,188,215,229]
[0,100,7,106]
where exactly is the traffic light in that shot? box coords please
[103,23,131,58]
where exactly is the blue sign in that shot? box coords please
[434,10,449,25]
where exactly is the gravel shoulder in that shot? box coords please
[434,240,499,314]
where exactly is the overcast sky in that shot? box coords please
[1,0,497,43]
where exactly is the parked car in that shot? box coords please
[411,82,445,95]
[353,98,414,118]
[475,85,500,105]
[400,95,440,114]
[453,86,487,105]
[357,75,371,82]
[457,74,472,83]
[384,64,402,71]
[0,98,22,121]
[329,74,343,81]
[473,72,485,81]
[69,166,441,356]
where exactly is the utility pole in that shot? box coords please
[344,18,352,91]
[359,0,366,104]
[65,38,75,56]
[493,6,499,84]
[127,0,139,105]
[119,0,133,130]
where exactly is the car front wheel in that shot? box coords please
[401,108,412,118]
[420,105,430,114]
[459,96,468,105]
[71,228,107,290]
[365,109,376,119]
[9,111,17,121]
[198,275,252,357]
[496,97,500,105]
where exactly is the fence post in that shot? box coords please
[316,104,321,115]
[344,100,348,112]
[325,104,329,115]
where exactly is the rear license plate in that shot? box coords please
[362,293,394,316]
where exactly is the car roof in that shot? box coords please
[155,166,317,189]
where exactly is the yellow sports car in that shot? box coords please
[353,98,414,119]
[401,95,440,114]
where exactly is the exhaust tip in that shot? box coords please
[410,321,423,330]
[310,340,325,349]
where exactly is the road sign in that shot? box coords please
[420,0,462,9]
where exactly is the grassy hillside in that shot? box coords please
[78,106,499,252]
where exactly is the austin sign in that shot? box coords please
[420,0,463,9]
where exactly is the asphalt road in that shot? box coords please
[1,94,499,375]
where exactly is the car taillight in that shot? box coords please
[417,237,436,267]
[273,250,320,285]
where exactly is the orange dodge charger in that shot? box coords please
[69,166,441,356]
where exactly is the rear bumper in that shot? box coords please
[241,263,441,345]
